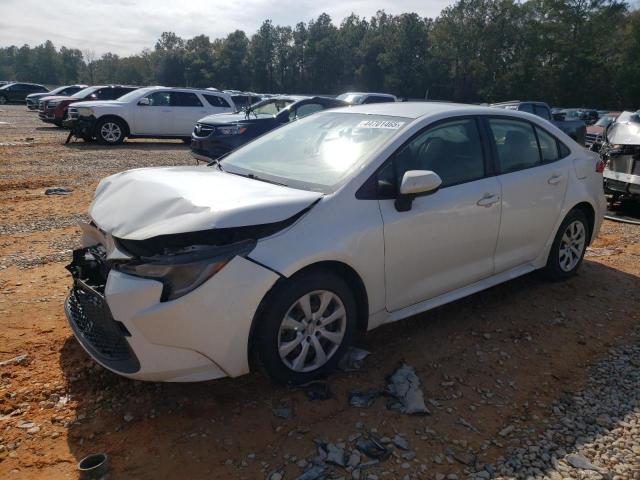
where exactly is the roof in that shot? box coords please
[336,101,499,119]
[341,92,396,98]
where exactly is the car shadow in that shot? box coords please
[63,140,189,151]
[58,259,639,478]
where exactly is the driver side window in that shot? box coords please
[380,118,485,192]
[146,91,170,106]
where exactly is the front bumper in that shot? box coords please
[65,251,279,382]
[65,115,96,138]
[38,110,59,123]
[190,136,234,160]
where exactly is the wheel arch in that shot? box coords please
[247,260,370,370]
[569,201,596,243]
[95,114,131,137]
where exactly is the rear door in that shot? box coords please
[171,91,208,135]
[487,117,570,272]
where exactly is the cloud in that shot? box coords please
[0,0,453,56]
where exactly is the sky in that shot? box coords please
[0,0,454,56]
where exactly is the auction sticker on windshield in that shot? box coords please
[357,120,405,129]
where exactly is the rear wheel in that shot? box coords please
[96,118,126,145]
[0,95,7,105]
[543,209,589,280]
[256,270,356,384]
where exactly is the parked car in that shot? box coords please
[585,112,620,149]
[337,92,398,104]
[578,109,599,126]
[65,87,235,145]
[491,101,587,145]
[39,85,138,127]
[601,111,640,204]
[191,96,347,161]
[65,102,605,384]
[0,82,48,104]
[25,84,87,110]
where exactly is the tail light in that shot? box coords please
[596,158,606,173]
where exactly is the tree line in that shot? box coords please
[0,0,638,109]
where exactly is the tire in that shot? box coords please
[54,120,63,128]
[95,118,126,145]
[543,209,589,280]
[0,95,7,105]
[256,269,357,385]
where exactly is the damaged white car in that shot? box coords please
[66,103,605,384]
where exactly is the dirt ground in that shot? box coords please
[0,104,639,479]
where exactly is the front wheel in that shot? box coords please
[256,270,356,384]
[543,209,589,280]
[96,118,126,145]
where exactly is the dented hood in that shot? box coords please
[90,166,322,240]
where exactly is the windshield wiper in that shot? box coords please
[228,171,288,187]
[207,152,231,170]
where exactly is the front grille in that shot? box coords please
[67,282,132,362]
[65,246,139,373]
[585,132,600,146]
[193,123,215,137]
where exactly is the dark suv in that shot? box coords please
[0,83,48,104]
[191,96,348,161]
[39,85,138,127]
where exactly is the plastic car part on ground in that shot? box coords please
[44,187,72,195]
[348,389,381,408]
[337,347,370,372]
[384,363,431,415]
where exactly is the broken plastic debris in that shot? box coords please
[566,453,608,474]
[301,380,331,401]
[392,434,409,450]
[356,436,390,460]
[45,187,72,195]
[349,390,381,408]
[272,407,293,419]
[295,463,327,480]
[337,347,370,371]
[384,363,430,415]
[323,443,347,467]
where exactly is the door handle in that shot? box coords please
[477,193,500,207]
[548,174,563,185]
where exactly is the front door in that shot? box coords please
[379,117,502,311]
[133,91,174,135]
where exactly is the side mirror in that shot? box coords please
[395,170,442,212]
[138,97,151,106]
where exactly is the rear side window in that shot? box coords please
[391,118,485,188]
[518,103,534,114]
[558,142,571,158]
[295,103,324,119]
[363,96,394,104]
[488,118,540,173]
[61,87,81,95]
[171,92,203,107]
[204,94,231,108]
[533,105,551,121]
[535,126,559,163]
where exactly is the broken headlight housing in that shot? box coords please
[114,240,255,301]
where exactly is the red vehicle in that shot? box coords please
[586,112,621,149]
[39,85,138,127]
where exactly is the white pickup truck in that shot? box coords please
[66,87,235,144]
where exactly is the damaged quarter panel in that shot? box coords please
[90,165,323,240]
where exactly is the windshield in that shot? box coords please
[71,86,99,99]
[221,112,409,192]
[244,98,295,116]
[337,94,364,104]
[117,88,149,103]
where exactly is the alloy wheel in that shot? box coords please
[558,220,586,272]
[277,290,346,372]
[100,122,122,143]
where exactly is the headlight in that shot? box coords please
[77,107,94,116]
[114,240,255,301]
[216,125,247,136]
[47,101,60,108]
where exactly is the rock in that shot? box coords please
[392,434,409,450]
[498,425,515,437]
[123,414,134,422]
[566,453,606,473]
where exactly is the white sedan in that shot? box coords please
[67,87,235,144]
[65,102,606,383]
